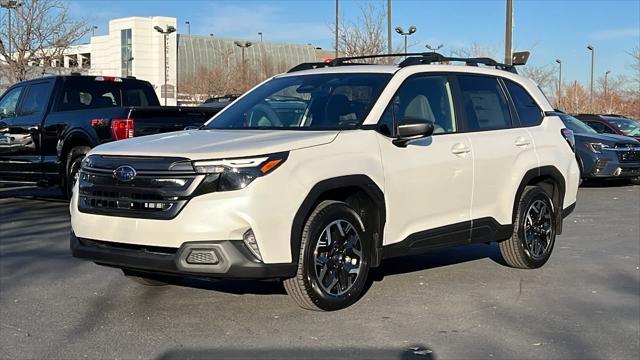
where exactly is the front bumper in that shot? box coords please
[70,232,297,279]
[584,157,640,179]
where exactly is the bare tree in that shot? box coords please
[0,0,89,82]
[449,42,500,59]
[520,65,556,95]
[330,4,402,63]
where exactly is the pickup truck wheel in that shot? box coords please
[500,186,556,269]
[122,269,168,286]
[64,146,90,199]
[284,200,370,311]
[630,177,640,186]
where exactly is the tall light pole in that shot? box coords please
[555,59,562,109]
[335,0,339,58]
[587,44,595,110]
[505,0,513,65]
[387,0,392,56]
[604,70,611,103]
[125,56,134,77]
[1,0,24,60]
[234,40,253,88]
[185,21,190,37]
[426,44,444,53]
[258,32,263,42]
[154,25,176,106]
[395,25,417,56]
[91,25,98,37]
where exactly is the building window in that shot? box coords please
[121,29,132,77]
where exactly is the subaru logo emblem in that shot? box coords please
[113,165,136,182]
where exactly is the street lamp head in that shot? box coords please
[166,25,176,34]
[185,21,190,25]
[555,59,561,64]
[395,26,403,34]
[408,25,417,34]
[605,70,611,75]
[92,25,98,30]
[153,25,164,33]
[258,32,262,35]
[587,45,594,51]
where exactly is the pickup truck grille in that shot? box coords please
[77,155,202,220]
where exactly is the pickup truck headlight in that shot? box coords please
[192,152,288,193]
[586,142,610,153]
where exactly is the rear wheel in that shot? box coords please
[284,200,370,311]
[500,186,556,269]
[122,269,169,286]
[630,177,640,186]
[64,146,90,199]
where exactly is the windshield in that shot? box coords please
[603,117,640,136]
[204,73,392,130]
[559,114,598,134]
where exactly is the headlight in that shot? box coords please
[586,143,610,153]
[192,152,288,193]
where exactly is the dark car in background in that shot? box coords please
[0,75,220,197]
[557,112,640,185]
[575,114,640,141]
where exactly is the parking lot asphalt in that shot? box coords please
[1,183,639,360]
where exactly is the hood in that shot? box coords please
[574,132,640,146]
[91,129,339,160]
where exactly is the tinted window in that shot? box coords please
[505,80,542,126]
[20,82,52,116]
[0,87,23,118]
[379,75,457,137]
[205,73,391,130]
[458,75,511,131]
[559,114,597,134]
[586,121,615,134]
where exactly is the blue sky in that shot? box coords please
[69,0,639,85]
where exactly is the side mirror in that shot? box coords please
[393,118,434,147]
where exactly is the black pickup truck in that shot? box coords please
[0,75,220,197]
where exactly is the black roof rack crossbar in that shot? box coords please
[287,51,530,74]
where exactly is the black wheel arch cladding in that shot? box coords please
[290,175,386,268]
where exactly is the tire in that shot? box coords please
[122,269,168,286]
[64,146,90,199]
[630,177,640,186]
[499,186,557,269]
[284,200,371,311]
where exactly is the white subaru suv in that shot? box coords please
[71,53,579,311]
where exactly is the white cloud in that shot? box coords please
[590,27,639,40]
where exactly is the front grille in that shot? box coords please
[616,150,640,163]
[77,155,202,220]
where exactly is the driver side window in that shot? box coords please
[0,86,24,119]
[378,75,457,137]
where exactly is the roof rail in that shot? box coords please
[287,51,530,74]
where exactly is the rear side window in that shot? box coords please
[585,121,616,134]
[20,82,54,116]
[457,75,512,131]
[504,80,543,127]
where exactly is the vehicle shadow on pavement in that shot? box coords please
[155,345,437,360]
[370,242,505,282]
[580,179,636,188]
[0,186,67,202]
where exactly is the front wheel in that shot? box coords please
[64,146,90,199]
[284,200,370,311]
[499,186,556,269]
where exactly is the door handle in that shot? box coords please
[28,125,39,132]
[451,143,471,155]
[514,136,531,147]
